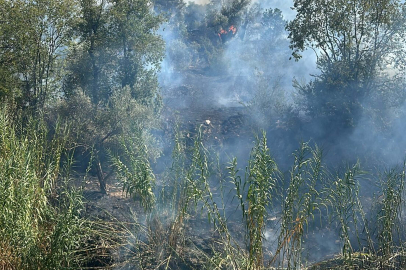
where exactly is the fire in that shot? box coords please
[229,25,237,34]
[218,28,228,37]
[217,25,237,38]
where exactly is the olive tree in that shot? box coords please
[62,0,164,194]
[287,0,406,132]
[0,0,77,109]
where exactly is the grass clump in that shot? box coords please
[327,163,368,261]
[229,131,280,269]
[89,126,406,270]
[0,106,89,269]
[376,165,405,258]
[6,106,406,270]
[109,131,156,212]
[274,143,324,269]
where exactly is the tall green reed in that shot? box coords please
[376,164,405,257]
[109,130,156,212]
[327,163,369,261]
[229,131,279,270]
[274,142,324,269]
[0,105,88,269]
[110,123,406,269]
[146,125,243,269]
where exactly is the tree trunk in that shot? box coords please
[95,159,107,194]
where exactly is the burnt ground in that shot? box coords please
[75,173,247,269]
[74,70,257,269]
[76,69,387,269]
[161,71,252,141]
[80,175,136,222]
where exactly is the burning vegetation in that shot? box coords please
[218,25,238,41]
[2,0,406,269]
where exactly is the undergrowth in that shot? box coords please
[3,104,406,270]
[123,126,406,270]
[0,105,93,269]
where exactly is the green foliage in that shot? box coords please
[4,1,406,268]
[229,132,279,269]
[160,123,188,217]
[288,0,406,132]
[247,76,290,129]
[0,0,77,109]
[275,142,324,269]
[327,163,368,260]
[376,165,405,257]
[109,132,156,212]
[154,0,186,17]
[65,0,164,104]
[167,39,195,70]
[207,0,251,30]
[246,133,278,268]
[0,105,88,269]
[59,0,164,193]
[138,128,406,269]
[288,0,406,66]
[222,5,290,128]
[163,0,251,70]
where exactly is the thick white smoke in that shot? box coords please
[253,0,296,20]
[187,0,210,4]
[188,0,296,19]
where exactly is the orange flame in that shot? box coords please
[218,25,237,37]
[229,25,237,34]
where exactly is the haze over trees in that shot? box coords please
[287,0,406,135]
[61,0,165,194]
[1,0,406,269]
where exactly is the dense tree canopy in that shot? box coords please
[64,0,164,103]
[287,0,406,133]
[0,0,77,109]
[59,0,165,193]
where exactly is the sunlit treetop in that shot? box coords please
[287,0,406,71]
